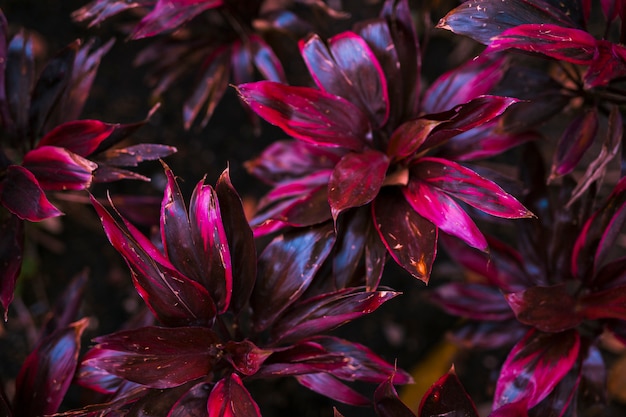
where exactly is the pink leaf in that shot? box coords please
[36,119,114,156]
[550,108,599,179]
[22,146,96,191]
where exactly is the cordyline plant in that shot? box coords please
[237,0,535,287]
[431,145,626,416]
[0,9,176,319]
[61,162,410,415]
[72,0,344,129]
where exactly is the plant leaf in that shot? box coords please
[207,374,262,417]
[0,210,23,320]
[22,146,97,190]
[36,119,114,156]
[418,366,479,417]
[296,373,370,406]
[0,165,63,221]
[132,0,223,39]
[550,108,599,179]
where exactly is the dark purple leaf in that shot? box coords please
[85,326,220,389]
[126,383,196,417]
[490,402,530,417]
[98,144,177,167]
[207,374,262,417]
[216,168,256,315]
[258,341,347,377]
[329,150,389,221]
[77,349,128,394]
[237,81,369,151]
[418,366,479,417]
[296,373,370,406]
[223,340,272,376]
[300,32,389,127]
[487,24,597,65]
[22,146,96,190]
[6,32,34,135]
[372,188,437,283]
[374,375,416,417]
[332,208,369,290]
[432,282,514,321]
[252,223,336,331]
[72,0,151,27]
[505,284,583,332]
[41,269,88,338]
[132,0,224,39]
[271,288,398,344]
[437,0,578,45]
[169,382,211,417]
[387,118,441,161]
[423,54,507,114]
[494,329,580,409]
[93,166,150,182]
[91,195,216,326]
[0,11,10,129]
[251,35,286,83]
[0,165,63,221]
[411,158,533,219]
[183,46,230,130]
[550,108,599,179]
[364,222,387,291]
[450,320,528,350]
[36,119,114,156]
[584,40,626,88]
[580,285,626,321]
[0,211,23,320]
[13,318,89,417]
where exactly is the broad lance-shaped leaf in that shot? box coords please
[432,282,514,321]
[374,375,416,417]
[13,318,89,417]
[91,195,216,326]
[251,223,336,332]
[236,81,369,151]
[487,24,597,65]
[494,329,580,410]
[169,382,211,417]
[387,118,440,160]
[0,165,63,221]
[551,107,599,179]
[411,157,533,219]
[584,40,626,88]
[207,373,262,417]
[216,168,256,316]
[84,326,220,389]
[98,144,177,167]
[373,188,437,283]
[418,366,479,417]
[22,146,97,190]
[0,211,23,320]
[270,287,399,344]
[36,119,114,156]
[250,34,286,83]
[329,149,389,221]
[296,373,370,406]
[223,340,272,376]
[437,0,578,45]
[300,32,389,128]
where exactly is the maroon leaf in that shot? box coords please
[0,211,23,320]
[550,108,599,179]
[296,373,370,406]
[207,374,262,417]
[505,284,583,332]
[0,165,63,221]
[432,282,514,321]
[132,0,224,39]
[372,188,437,283]
[418,366,479,417]
[494,329,580,410]
[329,150,389,221]
[251,224,336,331]
[36,119,113,156]
[437,0,578,45]
[236,81,369,151]
[5,32,34,134]
[13,318,89,417]
[98,144,177,167]
[85,326,220,389]
[216,168,256,315]
[223,340,272,376]
[76,348,128,394]
[91,195,216,326]
[584,40,626,88]
[412,158,533,219]
[22,146,96,190]
[169,382,211,417]
[271,288,399,344]
[387,118,440,161]
[579,285,626,321]
[487,24,597,65]
[72,0,149,27]
[374,375,416,417]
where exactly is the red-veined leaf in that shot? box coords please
[207,374,261,417]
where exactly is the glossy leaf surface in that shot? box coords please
[0,165,63,221]
[207,374,262,417]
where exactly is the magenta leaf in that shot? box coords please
[372,188,437,283]
[0,211,23,319]
[91,195,216,326]
[494,329,580,410]
[207,374,262,417]
[374,375,416,417]
[5,32,34,133]
[97,143,177,167]
[169,382,211,417]
[437,0,578,45]
[487,24,597,65]
[22,146,97,190]
[132,0,224,39]
[270,287,399,344]
[85,326,220,389]
[223,340,272,376]
[550,108,599,179]
[387,118,440,161]
[13,318,89,417]
[251,223,336,331]
[296,373,370,406]
[584,41,626,88]
[36,119,114,156]
[0,165,63,221]
[237,81,369,151]
[505,284,583,332]
[329,149,389,221]
[404,178,487,250]
[72,0,151,27]
[412,158,533,219]
[418,366,479,417]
